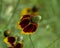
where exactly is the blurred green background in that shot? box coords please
[0,0,60,48]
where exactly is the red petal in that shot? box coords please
[8,37,15,46]
[21,15,31,21]
[19,19,30,29]
[23,23,38,33]
[32,23,38,32]
[14,43,23,48]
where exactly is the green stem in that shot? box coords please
[0,0,3,16]
[29,35,35,48]
[4,0,20,29]
[46,37,60,48]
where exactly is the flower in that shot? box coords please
[4,36,24,48]
[4,36,16,46]
[18,6,40,34]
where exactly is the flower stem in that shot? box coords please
[29,35,35,48]
[0,0,3,16]
[4,0,20,29]
[46,37,60,48]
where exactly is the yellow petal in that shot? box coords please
[4,37,10,45]
[21,8,31,16]
[20,31,34,35]
[17,22,22,29]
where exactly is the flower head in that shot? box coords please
[4,30,10,37]
[4,36,16,46]
[18,6,40,34]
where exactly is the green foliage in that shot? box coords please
[0,0,60,48]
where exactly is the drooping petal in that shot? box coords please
[23,23,38,33]
[8,37,15,46]
[19,19,30,29]
[4,37,16,46]
[14,43,23,48]
[21,15,31,21]
[4,37,10,45]
[23,24,33,32]
[32,23,38,32]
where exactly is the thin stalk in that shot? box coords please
[29,35,35,48]
[0,0,3,16]
[46,37,60,48]
[4,0,20,29]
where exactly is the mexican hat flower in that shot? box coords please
[4,36,17,47]
[18,6,41,34]
[3,30,17,47]
[4,36,23,48]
